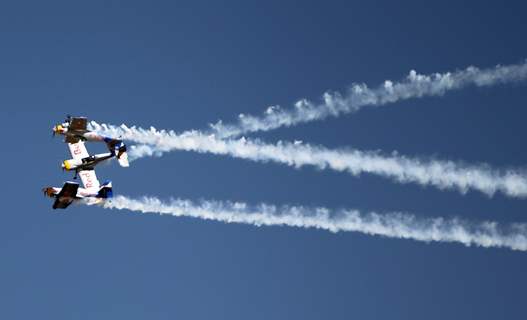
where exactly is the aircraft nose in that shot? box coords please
[53,124,65,134]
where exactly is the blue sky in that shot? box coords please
[1,1,527,319]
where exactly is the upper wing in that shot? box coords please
[53,182,79,209]
[68,141,89,160]
[69,117,88,132]
[78,170,100,191]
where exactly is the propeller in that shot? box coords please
[52,124,62,138]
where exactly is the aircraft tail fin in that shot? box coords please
[117,151,129,167]
[97,181,113,199]
[104,138,129,167]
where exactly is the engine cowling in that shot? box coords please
[62,158,83,171]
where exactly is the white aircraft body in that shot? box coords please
[43,141,113,209]
[62,141,121,178]
[53,116,129,167]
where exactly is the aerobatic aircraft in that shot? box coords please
[42,179,113,209]
[62,140,118,179]
[43,154,113,210]
[53,115,129,167]
[44,138,113,209]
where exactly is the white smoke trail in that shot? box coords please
[103,195,527,251]
[209,61,527,138]
[91,122,527,198]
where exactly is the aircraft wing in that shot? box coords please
[67,141,100,190]
[78,170,100,191]
[68,141,90,160]
[65,135,81,143]
[69,117,88,132]
[52,182,79,209]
